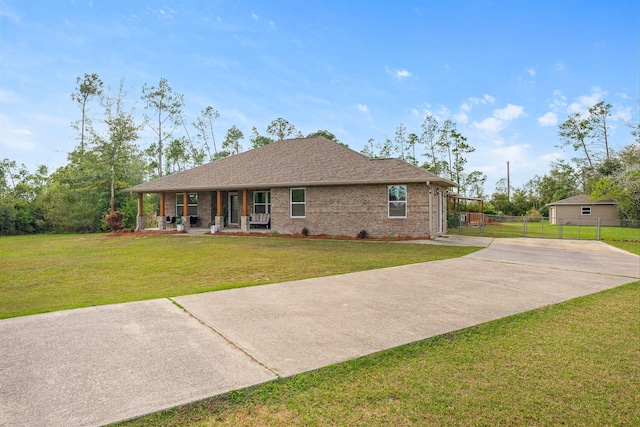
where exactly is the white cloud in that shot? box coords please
[617,91,632,100]
[526,68,536,77]
[615,106,633,123]
[357,104,369,113]
[460,94,494,113]
[454,112,468,124]
[0,122,36,151]
[386,67,412,80]
[474,117,503,132]
[472,103,524,132]
[567,86,608,115]
[553,61,566,72]
[579,86,608,106]
[251,13,259,21]
[396,69,411,79]
[494,104,524,121]
[539,152,563,163]
[538,112,558,126]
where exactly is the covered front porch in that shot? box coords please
[133,188,271,233]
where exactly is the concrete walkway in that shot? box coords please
[1,238,638,427]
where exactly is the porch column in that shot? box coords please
[240,189,249,232]
[183,191,189,230]
[242,190,248,216]
[157,192,166,230]
[136,193,145,231]
[215,190,223,229]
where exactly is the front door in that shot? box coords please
[229,192,239,225]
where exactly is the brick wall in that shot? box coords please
[270,183,446,238]
[164,193,176,217]
[160,185,449,235]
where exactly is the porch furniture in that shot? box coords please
[250,213,270,228]
[165,216,176,228]
[189,215,198,226]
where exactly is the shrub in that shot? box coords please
[301,227,309,236]
[526,208,543,222]
[357,229,368,239]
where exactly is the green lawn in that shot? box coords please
[116,282,640,427]
[0,233,479,319]
[450,221,640,255]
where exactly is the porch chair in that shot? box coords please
[249,213,271,228]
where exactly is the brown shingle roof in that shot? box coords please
[126,136,456,192]
[547,194,617,205]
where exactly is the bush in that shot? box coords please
[301,227,309,236]
[357,229,368,239]
[526,208,543,222]
[447,213,460,228]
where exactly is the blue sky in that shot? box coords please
[1,0,638,192]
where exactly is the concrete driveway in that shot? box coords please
[1,238,638,427]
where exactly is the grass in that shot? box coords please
[450,222,640,255]
[0,233,480,319]
[114,282,640,427]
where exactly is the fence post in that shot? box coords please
[541,216,544,238]
[558,220,563,239]
[596,218,601,241]
[522,215,527,237]
[577,218,580,240]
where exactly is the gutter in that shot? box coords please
[125,177,456,193]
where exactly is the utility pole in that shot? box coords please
[507,160,511,201]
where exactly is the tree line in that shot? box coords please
[486,101,639,220]
[1,74,638,235]
[0,74,343,235]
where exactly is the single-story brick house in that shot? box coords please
[126,136,456,238]
[547,194,620,226]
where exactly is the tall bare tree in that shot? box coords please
[266,118,298,140]
[71,73,103,152]
[588,101,612,161]
[141,78,184,177]
[558,112,594,169]
[92,80,140,213]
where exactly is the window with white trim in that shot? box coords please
[253,191,271,214]
[581,206,591,215]
[388,185,407,218]
[290,188,306,217]
[177,193,197,216]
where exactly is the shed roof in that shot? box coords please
[546,194,617,206]
[126,136,456,192]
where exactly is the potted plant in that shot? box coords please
[222,206,228,227]
[208,221,217,234]
[175,217,185,231]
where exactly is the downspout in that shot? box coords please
[136,192,144,231]
[427,182,434,240]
